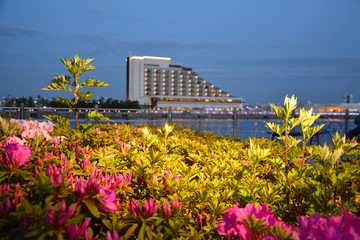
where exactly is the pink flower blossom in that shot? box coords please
[294,210,360,240]
[66,217,91,240]
[217,203,292,239]
[5,136,27,146]
[196,213,206,227]
[99,187,119,212]
[162,202,171,217]
[106,230,121,240]
[120,142,130,153]
[45,200,77,228]
[141,198,159,218]
[130,198,158,219]
[5,143,32,171]
[172,198,180,208]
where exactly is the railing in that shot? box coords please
[0,105,355,140]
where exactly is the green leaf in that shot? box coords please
[22,199,32,213]
[87,110,113,122]
[124,223,139,239]
[102,219,112,230]
[84,201,100,218]
[43,114,70,128]
[138,222,146,239]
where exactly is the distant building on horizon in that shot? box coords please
[126,56,244,109]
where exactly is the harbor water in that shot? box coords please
[68,118,355,146]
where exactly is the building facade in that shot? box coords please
[126,56,244,109]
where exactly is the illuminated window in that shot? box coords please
[172,83,174,86]
[163,87,165,90]
[172,74,174,77]
[188,71,191,74]
[189,80,191,82]
[154,87,157,89]
[172,88,174,90]
[180,93,183,95]
[163,83,165,85]
[145,73,147,76]
[163,70,165,72]
[145,68,147,71]
[163,92,165,94]
[172,79,174,82]
[172,70,174,73]
[195,76,198,79]
[154,78,157,81]
[197,93,199,96]
[154,73,157,76]
[181,75,183,77]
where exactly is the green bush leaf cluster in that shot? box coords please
[1,91,360,239]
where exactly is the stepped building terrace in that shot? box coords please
[126,56,244,109]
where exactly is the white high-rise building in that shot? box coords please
[126,56,244,109]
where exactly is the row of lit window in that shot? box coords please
[145,91,216,96]
[145,68,193,75]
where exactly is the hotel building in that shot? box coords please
[126,56,244,109]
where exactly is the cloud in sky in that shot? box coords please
[0,23,45,38]
[0,0,359,105]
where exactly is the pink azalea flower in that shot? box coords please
[130,198,140,216]
[5,136,27,146]
[130,198,158,218]
[45,200,77,228]
[217,203,292,239]
[5,143,32,171]
[99,187,119,212]
[196,213,206,227]
[66,217,91,240]
[172,198,180,208]
[294,210,360,240]
[120,142,130,153]
[141,198,159,218]
[105,230,120,240]
[95,128,100,134]
[162,202,171,217]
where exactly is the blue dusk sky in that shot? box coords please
[0,0,359,105]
